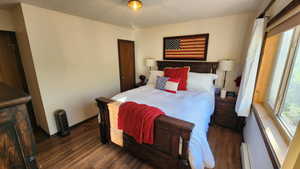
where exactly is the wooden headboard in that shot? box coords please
[157,61,219,73]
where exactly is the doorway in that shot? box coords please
[118,39,136,92]
[0,31,44,141]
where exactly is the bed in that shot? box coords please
[96,61,218,169]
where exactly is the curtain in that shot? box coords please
[235,18,266,117]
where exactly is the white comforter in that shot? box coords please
[112,85,215,169]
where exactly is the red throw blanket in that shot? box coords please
[118,102,165,144]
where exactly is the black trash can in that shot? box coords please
[55,109,70,136]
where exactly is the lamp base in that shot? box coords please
[220,89,227,99]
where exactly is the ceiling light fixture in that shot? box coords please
[128,0,142,11]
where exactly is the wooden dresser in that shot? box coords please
[213,95,244,132]
[0,83,38,169]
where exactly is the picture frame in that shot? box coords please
[163,34,209,60]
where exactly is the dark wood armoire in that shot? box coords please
[0,82,38,169]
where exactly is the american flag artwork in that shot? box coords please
[163,34,209,60]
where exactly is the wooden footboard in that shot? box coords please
[95,97,194,169]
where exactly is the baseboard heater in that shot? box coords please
[241,143,251,169]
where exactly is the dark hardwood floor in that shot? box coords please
[36,118,242,169]
[34,127,50,144]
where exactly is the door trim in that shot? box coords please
[117,39,136,92]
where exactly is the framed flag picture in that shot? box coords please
[163,34,209,60]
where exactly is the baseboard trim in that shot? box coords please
[52,115,98,137]
[69,115,98,130]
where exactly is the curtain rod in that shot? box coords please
[267,0,300,26]
[257,0,276,19]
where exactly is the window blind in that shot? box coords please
[268,6,300,36]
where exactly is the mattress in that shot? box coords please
[110,85,215,169]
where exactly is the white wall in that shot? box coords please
[13,5,50,133]
[243,111,274,169]
[135,13,255,91]
[20,3,134,135]
[0,8,15,31]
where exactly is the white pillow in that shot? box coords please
[147,70,163,85]
[187,72,218,92]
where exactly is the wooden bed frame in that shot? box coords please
[96,61,218,169]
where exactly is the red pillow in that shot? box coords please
[164,67,190,90]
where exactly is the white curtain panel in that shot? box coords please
[236,18,266,117]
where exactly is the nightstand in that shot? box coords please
[135,81,146,88]
[212,95,244,132]
[135,75,147,88]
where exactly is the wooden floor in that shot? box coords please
[36,118,242,169]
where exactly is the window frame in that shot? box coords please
[265,33,291,111]
[264,26,300,138]
[277,30,300,136]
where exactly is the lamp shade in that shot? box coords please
[145,58,156,67]
[219,60,234,71]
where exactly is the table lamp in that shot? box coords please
[145,58,156,71]
[219,60,234,99]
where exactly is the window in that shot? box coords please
[266,29,294,109]
[263,26,300,136]
[278,41,300,135]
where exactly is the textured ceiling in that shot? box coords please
[0,0,264,28]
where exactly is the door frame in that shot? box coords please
[117,39,136,92]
